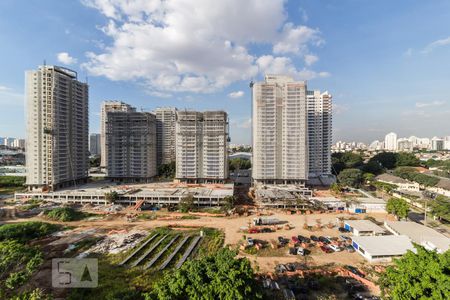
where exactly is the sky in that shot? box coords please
[1,0,450,144]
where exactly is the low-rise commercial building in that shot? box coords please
[376,173,420,192]
[427,178,450,197]
[351,235,415,262]
[344,220,386,236]
[15,182,234,207]
[348,197,386,213]
[384,221,450,253]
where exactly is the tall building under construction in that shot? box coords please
[25,65,89,191]
[175,110,229,182]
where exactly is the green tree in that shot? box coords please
[222,196,235,211]
[362,160,384,175]
[396,152,420,167]
[379,246,450,299]
[104,191,119,203]
[363,172,375,183]
[149,248,262,300]
[331,152,364,175]
[429,195,450,221]
[179,194,195,213]
[330,183,342,194]
[157,161,176,178]
[370,152,397,169]
[386,197,409,220]
[229,158,251,171]
[89,156,100,167]
[337,168,363,188]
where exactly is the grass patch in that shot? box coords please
[0,222,60,243]
[43,207,90,222]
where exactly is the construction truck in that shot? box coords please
[253,217,281,226]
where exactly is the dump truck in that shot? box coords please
[253,217,281,226]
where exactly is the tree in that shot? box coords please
[331,152,363,175]
[89,156,100,168]
[396,152,420,167]
[222,196,235,211]
[229,158,251,171]
[386,197,409,220]
[362,160,384,175]
[379,246,450,299]
[104,191,119,203]
[179,194,195,213]
[337,168,363,188]
[149,248,262,299]
[370,152,397,169]
[330,183,342,194]
[363,172,375,183]
[429,195,450,222]
[157,161,176,178]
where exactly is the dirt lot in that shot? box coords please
[5,210,388,274]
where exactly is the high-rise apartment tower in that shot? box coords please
[100,101,135,168]
[252,75,308,184]
[307,90,332,177]
[25,65,89,191]
[155,107,177,166]
[175,110,228,182]
[105,109,157,181]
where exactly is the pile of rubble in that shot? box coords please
[92,204,124,213]
[82,230,147,255]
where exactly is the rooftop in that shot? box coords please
[344,220,386,233]
[376,173,411,185]
[352,235,415,256]
[385,221,450,253]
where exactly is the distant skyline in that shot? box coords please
[1,0,450,144]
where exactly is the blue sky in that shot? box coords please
[1,0,450,144]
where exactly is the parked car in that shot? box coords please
[310,235,319,242]
[248,228,259,234]
[278,236,285,243]
[299,236,311,243]
[340,235,351,242]
[297,247,306,256]
[247,237,254,246]
[320,245,333,253]
[346,245,355,253]
[261,227,272,233]
[339,227,349,232]
[291,236,300,243]
[319,236,331,244]
[297,235,306,242]
[329,244,342,252]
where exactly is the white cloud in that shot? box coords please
[81,0,328,93]
[304,54,319,66]
[298,7,308,23]
[57,52,78,65]
[235,118,252,129]
[0,85,23,106]
[228,91,244,99]
[403,48,413,57]
[256,55,329,80]
[0,85,11,92]
[415,100,445,108]
[422,36,450,54]
[273,23,323,55]
[332,103,349,115]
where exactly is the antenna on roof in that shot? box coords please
[43,59,46,67]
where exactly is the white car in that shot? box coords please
[329,244,342,252]
[247,237,254,246]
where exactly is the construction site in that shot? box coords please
[14,181,234,207]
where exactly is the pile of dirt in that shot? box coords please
[80,229,147,255]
